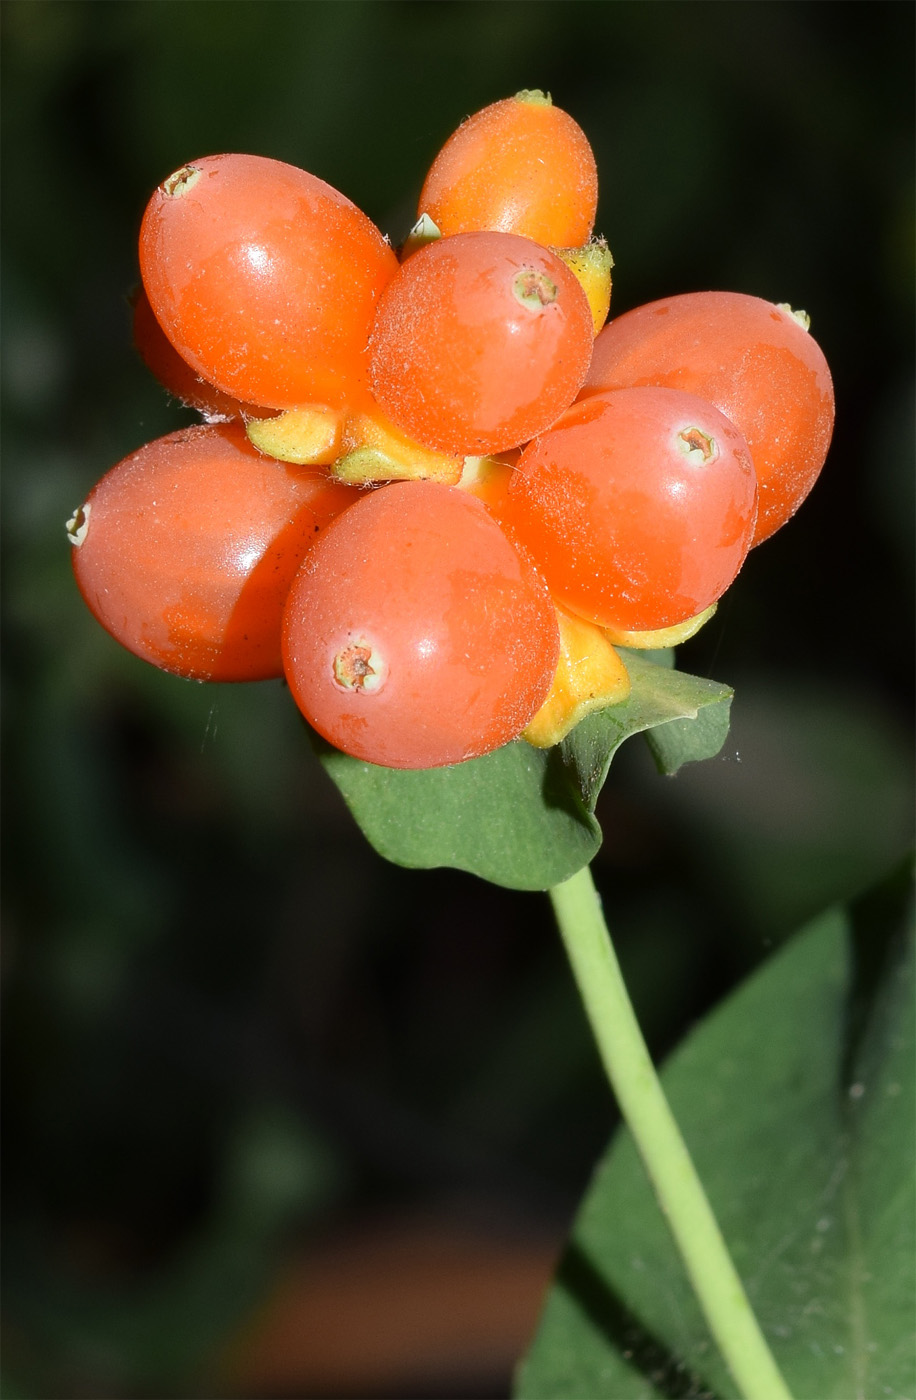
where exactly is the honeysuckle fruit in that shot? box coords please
[418,89,598,249]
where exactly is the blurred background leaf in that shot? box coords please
[518,861,915,1399]
[2,2,913,1397]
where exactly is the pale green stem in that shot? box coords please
[550,865,793,1400]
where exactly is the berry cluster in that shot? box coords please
[69,92,834,770]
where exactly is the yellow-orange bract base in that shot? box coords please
[524,605,630,748]
[246,404,463,484]
[552,239,613,335]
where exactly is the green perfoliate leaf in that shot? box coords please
[517,861,916,1400]
[643,699,734,778]
[315,653,733,890]
[562,650,733,808]
[316,736,600,891]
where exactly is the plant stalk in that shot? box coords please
[550,864,792,1400]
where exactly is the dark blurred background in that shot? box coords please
[2,3,913,1397]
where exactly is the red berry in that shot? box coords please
[282,481,560,769]
[132,285,272,421]
[581,292,834,545]
[69,423,356,681]
[418,90,598,247]
[369,232,594,456]
[507,387,758,632]
[139,154,398,411]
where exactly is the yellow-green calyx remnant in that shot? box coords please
[334,641,384,692]
[776,302,811,332]
[400,213,441,261]
[515,89,551,107]
[678,426,718,465]
[513,270,558,312]
[161,164,201,198]
[66,503,91,547]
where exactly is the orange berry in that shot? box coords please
[69,423,356,681]
[139,154,398,412]
[507,388,757,633]
[369,231,594,456]
[132,285,272,420]
[582,292,835,545]
[282,482,560,769]
[418,90,598,248]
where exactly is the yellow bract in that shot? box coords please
[246,406,342,466]
[601,604,717,649]
[457,454,516,509]
[552,238,613,334]
[524,604,630,748]
[333,409,464,485]
[246,403,464,485]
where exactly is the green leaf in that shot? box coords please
[315,655,733,890]
[561,652,732,808]
[517,861,916,1399]
[643,699,734,778]
[317,736,601,892]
